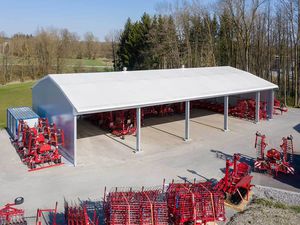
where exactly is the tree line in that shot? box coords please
[0,29,112,84]
[114,0,300,107]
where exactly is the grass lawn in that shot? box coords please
[0,81,34,128]
[65,57,112,67]
[0,54,112,67]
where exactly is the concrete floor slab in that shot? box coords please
[0,108,299,221]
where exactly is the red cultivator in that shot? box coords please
[65,201,99,225]
[104,187,168,225]
[91,104,181,138]
[167,180,225,225]
[214,154,253,205]
[94,110,136,138]
[192,98,269,120]
[0,197,26,225]
[14,118,64,171]
[273,98,288,115]
[36,202,58,225]
[229,99,267,120]
[254,132,295,176]
[110,110,137,137]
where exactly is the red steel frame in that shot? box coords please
[104,185,168,225]
[273,98,288,115]
[254,132,295,176]
[13,118,64,172]
[35,202,58,225]
[0,200,26,225]
[65,201,99,225]
[214,154,253,204]
[167,180,225,225]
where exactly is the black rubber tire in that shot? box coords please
[14,196,24,205]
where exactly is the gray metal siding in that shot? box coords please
[32,77,76,164]
[7,107,39,139]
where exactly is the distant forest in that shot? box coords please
[0,29,113,84]
[114,0,300,107]
[1,0,299,107]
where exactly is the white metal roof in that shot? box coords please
[42,66,278,114]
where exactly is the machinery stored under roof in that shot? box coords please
[33,66,278,115]
[32,66,278,165]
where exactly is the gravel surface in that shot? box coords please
[253,185,300,206]
[227,197,300,225]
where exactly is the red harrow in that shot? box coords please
[104,186,168,225]
[14,118,64,171]
[166,180,225,225]
[254,132,295,176]
[214,154,253,205]
[64,201,99,225]
[36,202,58,225]
[229,99,267,120]
[0,197,26,225]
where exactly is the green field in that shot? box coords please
[0,55,112,67]
[0,81,34,128]
[65,57,112,67]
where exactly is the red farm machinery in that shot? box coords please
[14,118,64,171]
[254,132,295,176]
[36,202,59,225]
[103,180,225,225]
[90,104,181,139]
[214,153,254,205]
[273,98,288,115]
[0,197,26,225]
[103,186,169,225]
[88,97,286,139]
[64,201,100,225]
[166,180,225,225]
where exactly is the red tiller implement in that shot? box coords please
[156,105,174,117]
[0,197,26,225]
[36,202,58,225]
[167,180,225,225]
[228,99,267,120]
[273,98,288,115]
[254,132,295,176]
[214,154,253,205]
[95,110,137,138]
[14,118,64,172]
[104,186,168,225]
[65,201,99,225]
[111,110,136,137]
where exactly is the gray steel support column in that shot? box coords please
[184,101,191,141]
[255,91,260,123]
[73,115,77,167]
[267,90,274,120]
[136,107,141,152]
[224,96,229,131]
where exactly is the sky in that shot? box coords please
[0,0,166,41]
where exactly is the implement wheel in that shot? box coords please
[14,197,24,205]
